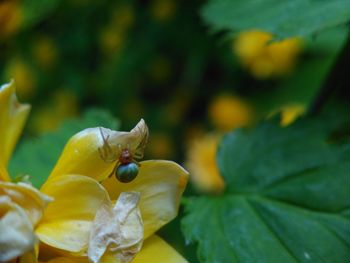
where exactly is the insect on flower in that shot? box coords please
[98,120,149,183]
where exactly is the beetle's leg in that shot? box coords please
[133,152,143,160]
[132,159,141,167]
[98,128,118,163]
[107,163,118,178]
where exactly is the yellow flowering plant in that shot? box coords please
[208,94,254,132]
[0,81,189,263]
[233,30,302,79]
[186,96,304,195]
[185,133,224,194]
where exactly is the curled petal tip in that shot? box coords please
[0,80,31,167]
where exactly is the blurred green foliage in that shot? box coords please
[201,0,350,39]
[0,2,337,124]
[1,0,350,262]
[182,115,350,263]
[1,0,349,148]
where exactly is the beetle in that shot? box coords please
[115,147,140,183]
[98,121,149,183]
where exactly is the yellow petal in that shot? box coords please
[30,243,88,263]
[0,182,52,225]
[36,243,87,263]
[100,253,119,263]
[38,253,89,263]
[0,80,31,167]
[102,160,188,238]
[0,159,10,181]
[88,192,143,263]
[41,255,91,263]
[38,236,187,263]
[48,119,148,182]
[0,196,36,262]
[43,258,77,263]
[37,244,107,263]
[133,235,188,263]
[37,174,110,254]
[19,247,38,263]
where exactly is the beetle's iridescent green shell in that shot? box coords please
[116,162,139,183]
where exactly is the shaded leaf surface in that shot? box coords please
[201,0,350,38]
[182,117,350,262]
[9,109,119,188]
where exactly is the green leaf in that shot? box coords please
[9,109,119,188]
[201,0,350,39]
[182,117,350,263]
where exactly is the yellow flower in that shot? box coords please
[0,0,22,39]
[36,119,188,262]
[110,5,135,31]
[186,133,224,194]
[208,94,254,132]
[233,30,302,79]
[32,36,58,69]
[99,5,134,55]
[0,81,51,262]
[150,0,177,22]
[0,182,52,262]
[100,29,125,55]
[0,81,189,262]
[147,132,174,159]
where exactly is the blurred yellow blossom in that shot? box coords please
[32,36,58,69]
[0,0,22,39]
[162,88,190,127]
[186,133,224,194]
[0,81,188,262]
[110,5,135,31]
[151,0,177,22]
[5,58,37,100]
[233,30,302,79]
[99,5,134,55]
[147,132,174,159]
[208,94,254,132]
[100,29,125,55]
